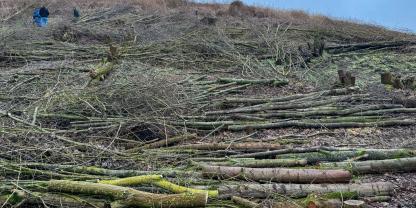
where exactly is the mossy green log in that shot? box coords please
[46,180,208,208]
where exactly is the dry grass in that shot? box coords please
[1,0,413,43]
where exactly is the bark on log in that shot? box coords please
[217,78,288,86]
[225,158,308,168]
[231,196,260,208]
[218,182,393,199]
[352,108,416,116]
[326,41,416,54]
[363,196,391,202]
[277,149,415,164]
[207,96,355,115]
[169,121,236,130]
[228,119,416,131]
[23,192,110,208]
[231,146,322,159]
[100,175,219,198]
[253,104,402,119]
[140,134,197,149]
[223,87,358,105]
[200,164,351,183]
[320,157,416,174]
[22,163,201,178]
[177,142,281,151]
[307,198,343,208]
[46,180,208,208]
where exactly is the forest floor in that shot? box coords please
[1,1,416,207]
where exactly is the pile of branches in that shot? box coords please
[1,138,416,207]
[173,81,416,131]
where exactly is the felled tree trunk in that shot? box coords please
[200,164,351,183]
[177,142,282,151]
[218,182,393,199]
[326,41,416,54]
[231,146,322,159]
[222,87,358,105]
[22,192,109,208]
[231,196,260,208]
[217,78,288,86]
[320,157,416,174]
[22,163,200,178]
[207,96,353,115]
[228,119,416,131]
[140,134,197,149]
[276,148,415,164]
[307,198,343,208]
[100,175,218,198]
[46,180,208,208]
[222,158,308,168]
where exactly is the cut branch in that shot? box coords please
[320,157,416,174]
[46,180,208,208]
[199,164,351,183]
[218,182,393,199]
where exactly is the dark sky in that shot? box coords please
[197,0,416,32]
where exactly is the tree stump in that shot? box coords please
[338,70,356,87]
[392,76,404,89]
[381,72,393,85]
[344,200,366,208]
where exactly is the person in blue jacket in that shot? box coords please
[33,6,49,27]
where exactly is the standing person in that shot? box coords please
[73,7,80,22]
[33,6,49,27]
[73,7,80,18]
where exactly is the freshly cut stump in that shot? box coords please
[344,200,366,208]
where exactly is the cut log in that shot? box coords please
[207,96,355,115]
[46,180,208,208]
[307,198,342,208]
[199,164,351,183]
[100,175,219,198]
[223,87,358,105]
[231,196,260,208]
[253,104,402,119]
[352,108,416,116]
[218,182,393,199]
[177,142,281,151]
[22,192,109,208]
[363,196,391,202]
[228,119,416,131]
[320,157,416,174]
[231,146,322,159]
[226,158,308,168]
[141,134,197,149]
[217,78,288,86]
[326,41,416,54]
[277,149,415,164]
[21,163,201,178]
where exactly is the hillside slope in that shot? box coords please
[1,1,416,207]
